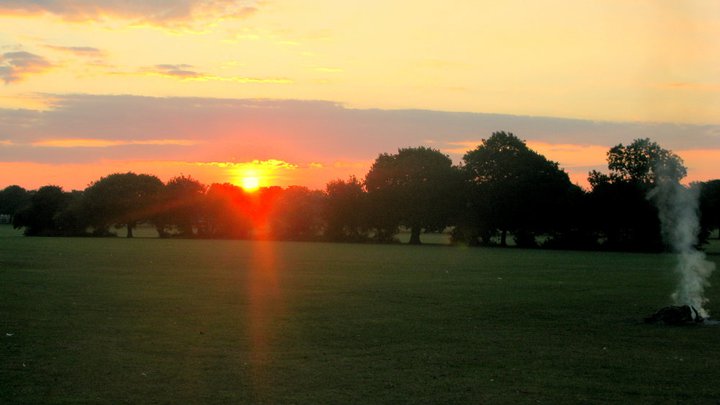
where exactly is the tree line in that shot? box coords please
[2,132,719,251]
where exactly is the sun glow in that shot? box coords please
[241,175,261,192]
[225,159,300,191]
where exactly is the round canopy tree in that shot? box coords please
[0,185,30,222]
[83,172,164,237]
[587,138,687,251]
[462,131,578,247]
[589,138,686,188]
[365,146,462,244]
[324,176,367,242]
[12,185,69,236]
[158,175,207,237]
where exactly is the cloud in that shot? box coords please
[137,64,292,83]
[196,159,298,171]
[45,45,105,58]
[0,0,261,25]
[0,95,717,190]
[146,64,203,79]
[196,159,298,185]
[31,138,199,148]
[0,51,53,83]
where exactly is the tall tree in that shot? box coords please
[83,172,164,237]
[324,176,368,242]
[201,183,253,238]
[53,190,90,236]
[699,180,720,242]
[270,186,325,241]
[12,185,70,236]
[365,147,462,244]
[587,138,687,251]
[158,175,206,237]
[462,131,578,247]
[589,138,686,188]
[0,185,30,223]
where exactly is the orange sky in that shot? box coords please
[1,1,718,190]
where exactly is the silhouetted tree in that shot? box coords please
[588,138,686,188]
[157,175,206,237]
[700,180,720,242]
[53,190,90,236]
[0,185,30,223]
[270,186,325,240]
[462,132,578,247]
[324,176,368,242]
[12,185,69,236]
[540,186,598,250]
[588,138,686,251]
[365,147,462,244]
[201,183,253,238]
[83,172,164,237]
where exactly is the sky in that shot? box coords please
[1,0,719,191]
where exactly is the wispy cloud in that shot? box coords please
[441,140,609,167]
[1,95,717,189]
[524,141,608,168]
[441,140,481,155]
[0,51,53,83]
[196,159,298,171]
[146,64,203,79]
[0,0,261,25]
[45,45,105,58]
[136,64,292,83]
[32,138,199,148]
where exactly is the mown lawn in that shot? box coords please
[1,225,719,404]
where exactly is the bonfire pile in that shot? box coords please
[644,305,704,326]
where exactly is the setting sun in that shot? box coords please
[241,175,261,192]
[225,159,300,192]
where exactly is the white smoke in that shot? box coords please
[650,179,715,317]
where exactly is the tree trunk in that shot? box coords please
[409,226,422,245]
[127,223,134,238]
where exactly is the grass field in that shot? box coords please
[2,225,720,404]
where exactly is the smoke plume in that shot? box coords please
[650,177,715,317]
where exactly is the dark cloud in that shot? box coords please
[0,0,260,25]
[0,51,53,83]
[0,95,717,166]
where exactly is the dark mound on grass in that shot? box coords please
[644,305,704,326]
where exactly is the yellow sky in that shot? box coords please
[1,1,719,190]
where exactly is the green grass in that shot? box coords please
[2,225,720,404]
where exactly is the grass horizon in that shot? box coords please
[2,225,720,403]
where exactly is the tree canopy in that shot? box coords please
[589,138,687,188]
[2,134,716,252]
[462,131,578,247]
[12,185,69,236]
[586,138,689,251]
[365,147,462,244]
[83,172,164,237]
[157,175,206,237]
[0,185,30,222]
[324,176,367,242]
